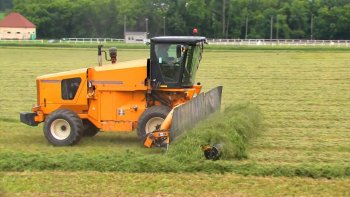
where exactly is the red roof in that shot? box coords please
[0,12,36,28]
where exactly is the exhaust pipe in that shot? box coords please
[98,45,103,66]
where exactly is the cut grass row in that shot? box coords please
[1,150,349,178]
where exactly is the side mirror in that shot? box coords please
[176,44,182,58]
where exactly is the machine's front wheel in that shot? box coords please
[137,105,171,143]
[43,109,84,146]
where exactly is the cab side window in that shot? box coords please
[61,78,81,100]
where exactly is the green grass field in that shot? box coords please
[0,46,349,196]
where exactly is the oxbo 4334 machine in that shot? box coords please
[20,36,222,147]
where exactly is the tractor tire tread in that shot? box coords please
[82,119,100,137]
[43,109,84,146]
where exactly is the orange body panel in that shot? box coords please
[36,69,88,115]
[32,59,201,132]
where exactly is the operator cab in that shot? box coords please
[149,36,206,88]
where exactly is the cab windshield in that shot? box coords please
[154,43,203,86]
[155,43,187,83]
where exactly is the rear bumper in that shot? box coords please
[20,112,39,126]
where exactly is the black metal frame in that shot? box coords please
[149,36,206,89]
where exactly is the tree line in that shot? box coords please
[1,0,349,39]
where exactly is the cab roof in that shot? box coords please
[151,36,206,44]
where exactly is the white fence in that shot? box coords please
[61,38,124,44]
[0,39,44,43]
[0,38,350,47]
[207,39,350,47]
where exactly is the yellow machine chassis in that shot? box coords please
[31,59,202,132]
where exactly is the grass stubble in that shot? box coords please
[0,46,349,195]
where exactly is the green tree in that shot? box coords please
[9,0,350,39]
[0,0,12,11]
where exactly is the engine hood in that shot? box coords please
[36,59,147,80]
[37,68,87,80]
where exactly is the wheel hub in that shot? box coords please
[145,117,164,134]
[50,119,71,140]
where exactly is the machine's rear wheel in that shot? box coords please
[43,109,84,146]
[82,120,100,137]
[137,105,171,143]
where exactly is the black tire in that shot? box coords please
[137,105,171,142]
[82,119,100,137]
[43,109,84,146]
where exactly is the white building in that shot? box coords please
[0,12,36,40]
[124,32,147,43]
